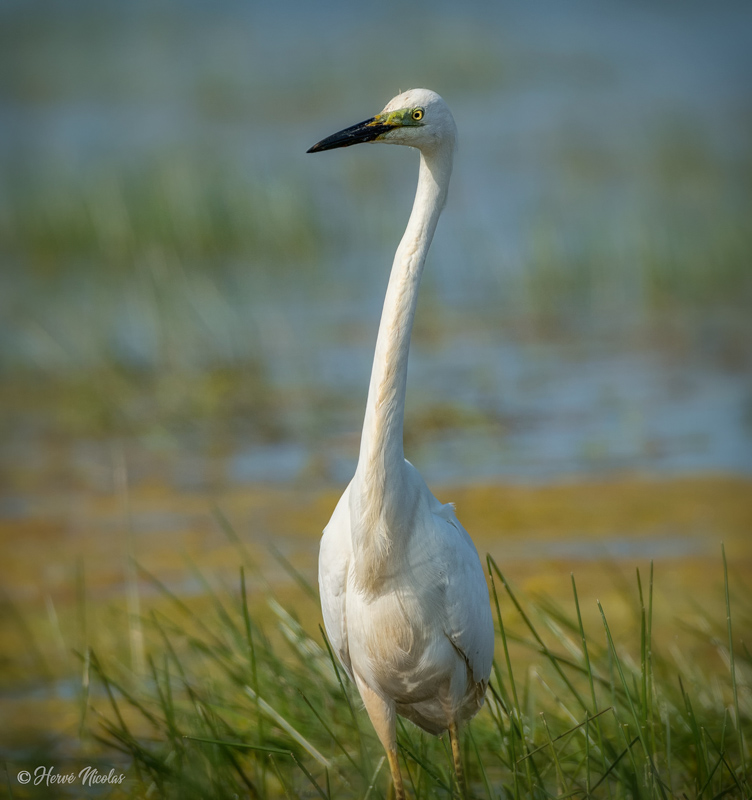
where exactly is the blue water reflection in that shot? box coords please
[1,0,750,483]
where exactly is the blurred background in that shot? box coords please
[1,0,751,771]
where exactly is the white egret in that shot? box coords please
[308,89,494,799]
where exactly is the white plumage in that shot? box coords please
[309,89,494,799]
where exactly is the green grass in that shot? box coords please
[72,543,751,799]
[0,156,322,272]
[517,202,752,336]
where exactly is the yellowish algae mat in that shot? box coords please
[1,474,750,755]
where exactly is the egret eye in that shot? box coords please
[412,108,424,121]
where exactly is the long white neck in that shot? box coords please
[350,142,453,565]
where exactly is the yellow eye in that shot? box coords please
[412,108,424,121]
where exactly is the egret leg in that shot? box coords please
[449,721,467,800]
[354,674,404,800]
[386,749,405,800]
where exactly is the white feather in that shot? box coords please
[312,88,494,799]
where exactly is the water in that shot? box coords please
[228,335,752,484]
[1,0,751,484]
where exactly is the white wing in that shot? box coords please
[402,460,495,689]
[318,483,354,680]
[433,500,495,687]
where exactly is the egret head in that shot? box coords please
[307,89,456,155]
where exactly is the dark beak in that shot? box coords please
[307,116,392,153]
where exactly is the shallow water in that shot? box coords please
[229,337,752,483]
[2,0,750,484]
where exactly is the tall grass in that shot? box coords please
[0,156,321,272]
[81,541,751,799]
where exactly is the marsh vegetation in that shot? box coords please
[1,1,751,797]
